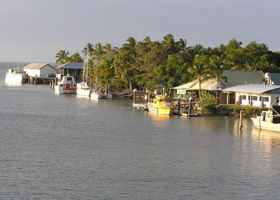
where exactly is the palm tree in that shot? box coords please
[55,50,70,65]
[92,43,105,90]
[209,54,225,101]
[162,33,175,46]
[188,54,209,94]
[100,57,115,96]
[82,43,94,59]
[104,43,117,61]
[121,37,137,90]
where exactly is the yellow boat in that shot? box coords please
[148,95,175,115]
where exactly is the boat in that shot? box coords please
[77,82,90,97]
[90,90,103,99]
[251,106,280,132]
[5,68,27,84]
[148,94,175,115]
[77,48,91,97]
[54,74,77,94]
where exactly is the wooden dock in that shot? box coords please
[27,76,56,88]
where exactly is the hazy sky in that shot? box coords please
[0,0,279,63]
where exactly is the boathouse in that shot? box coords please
[56,62,83,81]
[173,78,229,101]
[223,84,280,108]
[23,63,56,77]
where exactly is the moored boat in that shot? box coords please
[251,107,280,132]
[54,74,77,94]
[148,94,175,115]
[5,68,26,84]
[90,90,103,99]
[77,82,90,97]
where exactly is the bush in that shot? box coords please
[199,90,217,114]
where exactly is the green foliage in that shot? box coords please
[199,90,217,114]
[56,36,280,92]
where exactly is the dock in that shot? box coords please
[27,76,56,88]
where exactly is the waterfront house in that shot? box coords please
[221,70,264,87]
[173,78,229,101]
[23,63,56,77]
[56,62,83,81]
[223,84,280,108]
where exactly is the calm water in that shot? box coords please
[1,62,280,199]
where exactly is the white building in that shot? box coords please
[223,84,280,108]
[23,63,56,77]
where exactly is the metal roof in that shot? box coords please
[23,63,53,69]
[223,84,280,94]
[173,81,196,89]
[56,62,84,69]
[222,70,264,87]
[173,78,229,91]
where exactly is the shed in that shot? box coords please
[23,63,56,77]
[223,84,280,107]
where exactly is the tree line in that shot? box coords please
[55,34,280,92]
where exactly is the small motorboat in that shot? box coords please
[148,94,175,115]
[55,74,77,94]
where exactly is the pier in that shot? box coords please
[27,76,56,87]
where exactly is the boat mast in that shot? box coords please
[86,46,89,84]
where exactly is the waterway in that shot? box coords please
[1,62,280,199]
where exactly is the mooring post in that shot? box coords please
[239,110,243,129]
[145,90,149,107]
[177,95,181,114]
[133,89,136,104]
[188,96,192,118]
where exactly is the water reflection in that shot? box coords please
[146,112,171,128]
[250,126,280,151]
[5,82,22,87]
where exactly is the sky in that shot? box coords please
[0,0,279,63]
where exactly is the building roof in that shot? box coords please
[173,78,229,91]
[56,62,84,69]
[265,72,280,85]
[222,70,264,87]
[223,84,280,94]
[173,81,196,89]
[23,63,53,70]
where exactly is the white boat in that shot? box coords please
[54,75,77,94]
[5,68,26,84]
[90,90,103,99]
[77,49,91,97]
[251,109,280,132]
[77,82,90,97]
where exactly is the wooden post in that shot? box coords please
[239,110,243,129]
[177,95,181,114]
[145,90,148,107]
[188,96,192,118]
[133,89,136,104]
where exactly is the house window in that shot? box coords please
[242,95,247,100]
[251,96,258,101]
[263,97,269,102]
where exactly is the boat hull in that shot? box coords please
[90,92,103,99]
[148,106,175,115]
[251,117,280,132]
[55,86,76,94]
[77,89,90,97]
[5,74,26,84]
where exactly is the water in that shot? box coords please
[1,62,280,199]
